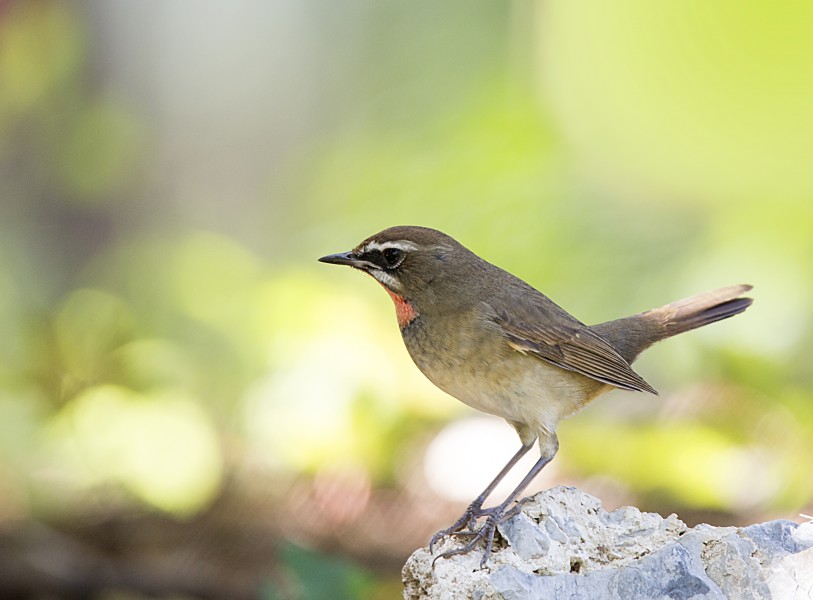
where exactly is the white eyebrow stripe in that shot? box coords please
[360,240,419,253]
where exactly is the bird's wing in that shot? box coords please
[490,299,658,395]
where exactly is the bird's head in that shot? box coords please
[319,226,474,327]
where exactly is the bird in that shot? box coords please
[318,225,753,568]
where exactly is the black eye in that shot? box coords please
[383,247,403,268]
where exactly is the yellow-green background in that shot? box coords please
[1,1,811,598]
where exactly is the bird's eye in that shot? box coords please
[383,247,404,268]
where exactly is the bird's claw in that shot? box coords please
[431,512,500,569]
[428,501,485,553]
[430,501,525,568]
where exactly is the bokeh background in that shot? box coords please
[1,1,812,598]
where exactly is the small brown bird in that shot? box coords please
[319,226,752,567]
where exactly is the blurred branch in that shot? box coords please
[0,519,264,600]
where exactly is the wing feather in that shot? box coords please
[492,302,658,395]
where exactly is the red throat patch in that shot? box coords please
[384,288,417,328]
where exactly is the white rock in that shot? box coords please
[402,486,813,600]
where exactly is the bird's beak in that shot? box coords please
[318,251,363,267]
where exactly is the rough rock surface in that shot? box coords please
[403,486,813,599]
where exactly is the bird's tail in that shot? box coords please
[648,284,754,338]
[591,285,754,364]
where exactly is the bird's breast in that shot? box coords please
[400,312,605,431]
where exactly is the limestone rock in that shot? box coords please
[402,486,813,600]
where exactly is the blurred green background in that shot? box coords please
[1,1,812,598]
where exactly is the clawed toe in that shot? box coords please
[429,502,485,552]
[431,515,500,569]
[430,503,519,568]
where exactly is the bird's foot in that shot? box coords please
[430,499,528,569]
[428,501,485,553]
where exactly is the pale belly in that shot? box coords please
[401,318,608,439]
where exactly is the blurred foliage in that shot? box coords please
[266,544,384,600]
[1,0,812,598]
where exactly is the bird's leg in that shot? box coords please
[429,441,533,552]
[429,440,535,552]
[432,437,558,569]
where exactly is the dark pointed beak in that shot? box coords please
[318,251,361,267]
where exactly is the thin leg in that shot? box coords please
[429,441,534,552]
[497,448,555,509]
[432,438,558,569]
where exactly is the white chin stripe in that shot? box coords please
[369,269,401,290]
[359,240,419,254]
